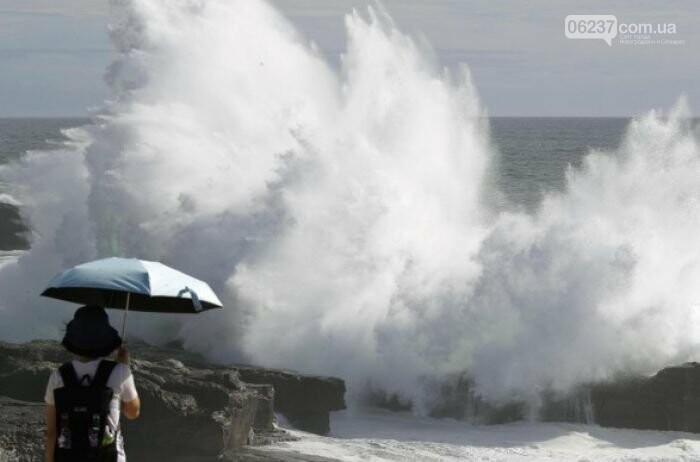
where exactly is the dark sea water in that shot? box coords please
[0,117,629,250]
[489,117,629,210]
[0,118,88,163]
[0,118,88,250]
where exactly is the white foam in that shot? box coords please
[0,250,24,264]
[0,0,698,406]
[0,194,20,206]
[255,409,700,461]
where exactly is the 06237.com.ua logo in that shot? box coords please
[564,15,684,47]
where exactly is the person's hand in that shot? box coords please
[117,345,130,365]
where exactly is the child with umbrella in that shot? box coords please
[44,305,140,462]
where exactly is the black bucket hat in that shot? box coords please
[61,305,122,358]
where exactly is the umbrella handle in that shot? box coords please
[178,287,203,312]
[121,292,130,341]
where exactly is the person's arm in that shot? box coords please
[122,397,141,420]
[116,345,141,420]
[45,404,56,462]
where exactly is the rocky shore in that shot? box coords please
[0,341,345,462]
[371,364,700,432]
[6,339,700,461]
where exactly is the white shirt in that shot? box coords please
[44,359,138,462]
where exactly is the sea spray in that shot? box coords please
[234,6,492,401]
[0,124,96,326]
[463,102,700,400]
[0,0,699,410]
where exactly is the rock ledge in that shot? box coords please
[0,341,346,462]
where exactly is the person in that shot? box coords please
[44,305,141,462]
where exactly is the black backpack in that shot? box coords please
[53,360,119,462]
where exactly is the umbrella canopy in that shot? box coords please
[42,257,223,314]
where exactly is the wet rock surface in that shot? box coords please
[0,203,29,251]
[368,364,700,433]
[126,342,346,435]
[0,341,346,461]
[237,368,346,435]
[591,362,700,432]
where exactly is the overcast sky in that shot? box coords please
[1,0,698,117]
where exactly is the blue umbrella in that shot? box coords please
[42,257,223,336]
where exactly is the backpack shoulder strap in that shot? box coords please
[92,360,118,389]
[58,362,80,388]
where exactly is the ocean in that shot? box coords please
[0,118,87,250]
[489,117,628,210]
[0,117,629,251]
[0,118,88,164]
